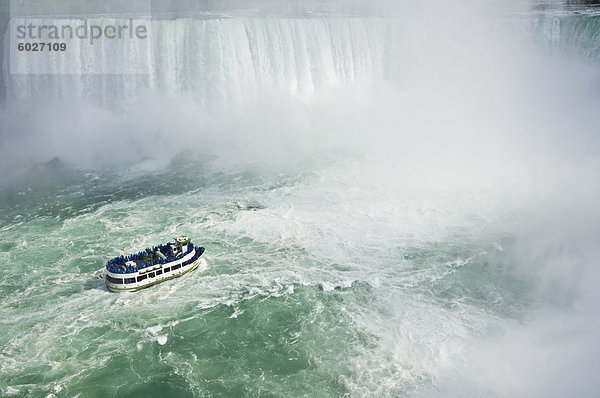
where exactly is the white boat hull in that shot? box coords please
[105,246,205,292]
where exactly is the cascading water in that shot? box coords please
[1,2,600,397]
[3,17,392,107]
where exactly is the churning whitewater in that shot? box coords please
[1,1,600,397]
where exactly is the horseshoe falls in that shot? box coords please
[1,1,600,397]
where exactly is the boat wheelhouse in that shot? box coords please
[105,235,205,292]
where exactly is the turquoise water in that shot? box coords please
[0,155,534,397]
[1,2,600,397]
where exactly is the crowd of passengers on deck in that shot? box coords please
[105,247,205,285]
[106,242,196,274]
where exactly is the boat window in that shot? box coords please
[164,267,171,273]
[106,275,124,284]
[173,264,181,270]
[148,272,155,278]
[137,274,148,282]
[125,278,135,284]
[156,269,162,275]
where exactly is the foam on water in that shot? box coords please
[1,2,600,397]
[0,153,536,396]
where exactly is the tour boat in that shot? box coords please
[105,235,205,292]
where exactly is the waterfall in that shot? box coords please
[3,17,393,107]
